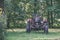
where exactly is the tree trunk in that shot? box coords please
[50,0,53,27]
[47,10,50,27]
[34,0,37,15]
[50,11,53,27]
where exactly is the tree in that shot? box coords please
[0,0,5,40]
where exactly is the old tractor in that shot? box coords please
[26,15,48,34]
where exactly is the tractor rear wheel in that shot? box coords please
[26,25,31,33]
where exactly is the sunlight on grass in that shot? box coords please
[57,19,60,21]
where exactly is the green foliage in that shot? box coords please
[4,0,60,28]
[0,22,4,40]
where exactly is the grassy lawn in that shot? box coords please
[6,29,60,40]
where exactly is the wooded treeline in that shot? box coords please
[3,0,60,28]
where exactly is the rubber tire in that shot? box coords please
[26,25,31,33]
[44,25,48,34]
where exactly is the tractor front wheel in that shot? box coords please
[44,25,48,34]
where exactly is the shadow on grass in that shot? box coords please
[6,30,60,36]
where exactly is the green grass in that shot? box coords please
[6,29,60,40]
